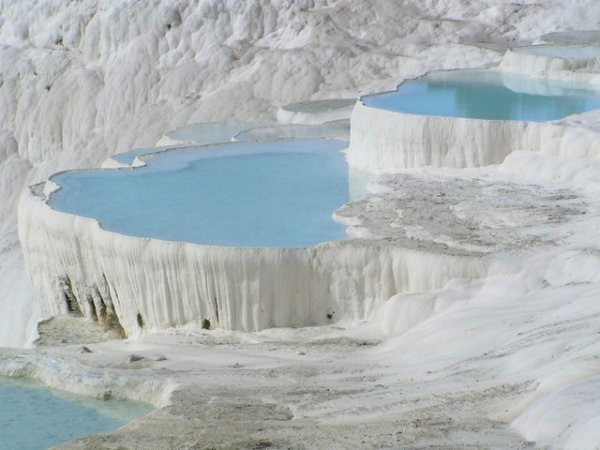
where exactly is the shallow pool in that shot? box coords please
[362,70,600,121]
[51,140,349,248]
[0,377,151,450]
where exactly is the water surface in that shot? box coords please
[0,377,151,450]
[51,140,349,248]
[362,70,600,121]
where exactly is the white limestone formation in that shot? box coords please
[500,48,600,79]
[19,182,497,337]
[276,99,356,125]
[348,99,564,171]
[347,68,600,172]
[7,1,600,448]
[7,0,595,347]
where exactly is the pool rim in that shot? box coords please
[42,137,351,251]
[357,66,600,123]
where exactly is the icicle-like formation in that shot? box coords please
[347,94,600,172]
[348,101,559,171]
[18,188,499,337]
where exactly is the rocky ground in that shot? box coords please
[19,321,536,450]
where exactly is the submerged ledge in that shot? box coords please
[0,348,172,408]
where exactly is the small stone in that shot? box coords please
[127,354,145,363]
[152,354,167,361]
[297,351,306,356]
[81,345,92,353]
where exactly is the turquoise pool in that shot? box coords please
[50,140,349,248]
[362,70,600,121]
[0,377,151,450]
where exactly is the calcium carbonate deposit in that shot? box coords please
[5,1,600,449]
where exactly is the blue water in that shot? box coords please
[362,70,600,121]
[51,140,349,248]
[0,377,151,450]
[112,122,265,165]
[111,145,175,165]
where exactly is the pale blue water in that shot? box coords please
[362,70,600,121]
[112,122,265,165]
[51,140,349,248]
[112,144,175,165]
[0,377,151,450]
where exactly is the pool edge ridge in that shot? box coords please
[18,186,497,338]
[500,48,600,81]
[347,64,600,173]
[350,93,600,172]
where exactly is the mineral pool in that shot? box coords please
[50,139,349,248]
[111,122,265,165]
[362,69,600,121]
[0,377,151,450]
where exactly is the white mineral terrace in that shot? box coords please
[19,60,600,340]
[347,57,600,172]
[19,168,500,338]
[9,2,600,447]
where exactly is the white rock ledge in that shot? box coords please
[347,66,600,172]
[500,48,600,79]
[348,96,574,171]
[18,185,499,338]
